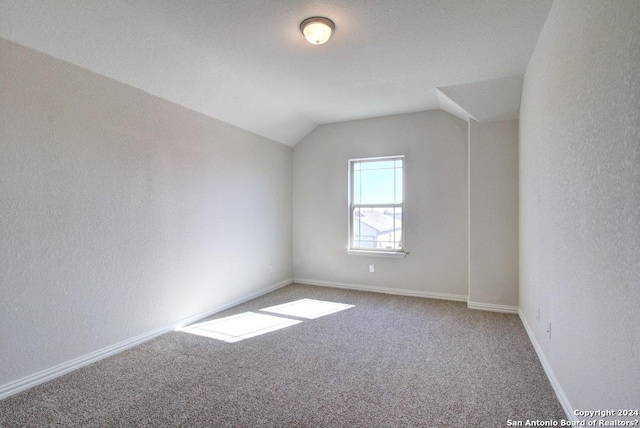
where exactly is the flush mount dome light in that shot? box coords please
[300,17,335,45]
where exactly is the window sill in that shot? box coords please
[346,250,408,259]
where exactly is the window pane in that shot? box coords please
[395,166,403,203]
[352,159,403,205]
[353,170,361,204]
[352,207,402,250]
[359,168,395,204]
[359,160,395,170]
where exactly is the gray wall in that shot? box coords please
[468,119,519,309]
[0,39,293,389]
[520,0,639,410]
[293,111,469,298]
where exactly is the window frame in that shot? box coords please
[347,155,407,258]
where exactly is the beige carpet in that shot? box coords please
[0,283,565,427]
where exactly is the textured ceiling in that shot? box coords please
[437,75,525,122]
[0,0,553,145]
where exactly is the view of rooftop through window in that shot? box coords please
[350,157,404,251]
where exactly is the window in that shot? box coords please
[348,156,405,257]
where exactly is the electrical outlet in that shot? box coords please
[546,321,551,339]
[369,264,375,273]
[536,306,540,321]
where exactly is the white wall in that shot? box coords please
[0,39,293,390]
[468,119,519,309]
[520,0,640,412]
[293,111,469,298]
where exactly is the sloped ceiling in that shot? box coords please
[437,75,525,122]
[0,0,552,145]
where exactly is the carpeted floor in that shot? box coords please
[0,283,565,427]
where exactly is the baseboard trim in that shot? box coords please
[0,278,293,400]
[518,309,574,421]
[467,300,519,314]
[293,277,468,302]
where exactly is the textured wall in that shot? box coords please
[0,39,292,388]
[520,0,640,410]
[468,119,519,308]
[293,111,468,296]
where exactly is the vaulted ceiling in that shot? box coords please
[0,0,553,145]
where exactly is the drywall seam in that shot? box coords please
[519,310,574,420]
[294,278,467,302]
[467,301,518,314]
[0,278,293,400]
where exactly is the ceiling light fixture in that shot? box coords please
[300,17,335,45]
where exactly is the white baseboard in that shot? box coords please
[467,300,519,314]
[518,309,574,421]
[293,277,468,302]
[0,278,293,400]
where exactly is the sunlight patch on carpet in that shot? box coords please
[177,312,301,343]
[260,298,354,319]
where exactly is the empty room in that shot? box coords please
[1,0,638,426]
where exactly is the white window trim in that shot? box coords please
[347,155,407,258]
[346,249,408,258]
